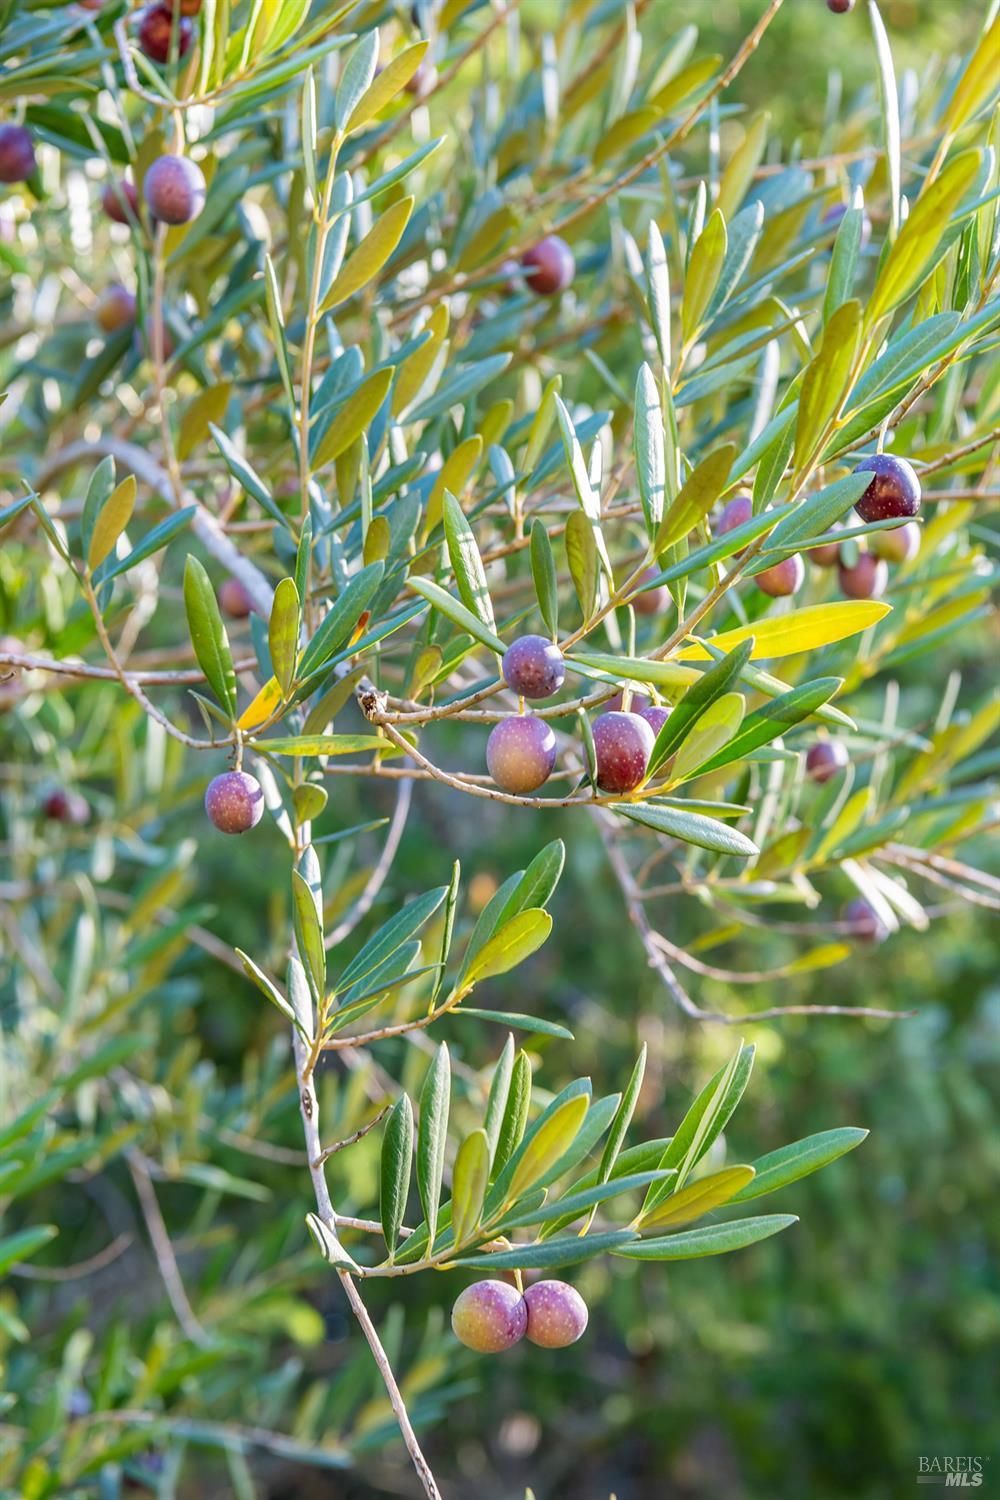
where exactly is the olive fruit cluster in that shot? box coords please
[486,635,667,797]
[451,1279,588,1353]
[717,454,921,603]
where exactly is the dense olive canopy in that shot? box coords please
[0,0,997,1495]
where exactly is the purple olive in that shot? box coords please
[523,1280,589,1348]
[843,897,888,943]
[838,552,888,600]
[805,741,849,784]
[852,454,921,524]
[101,178,139,224]
[205,771,264,833]
[871,520,920,564]
[606,691,650,715]
[808,529,843,568]
[95,284,137,333]
[639,704,671,738]
[716,494,753,537]
[502,635,565,700]
[755,553,805,598]
[0,124,35,184]
[451,1280,527,1353]
[592,710,655,794]
[41,788,90,825]
[632,567,667,617]
[219,577,256,618]
[521,236,575,296]
[144,154,206,226]
[137,4,193,63]
[486,715,556,794]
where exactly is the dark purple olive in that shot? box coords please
[715,495,753,552]
[521,236,575,296]
[838,552,887,600]
[592,711,655,794]
[639,704,671,738]
[853,453,921,524]
[144,153,206,225]
[805,741,849,784]
[755,553,805,598]
[137,3,193,63]
[0,124,35,184]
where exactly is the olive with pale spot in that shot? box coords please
[486,715,556,794]
[521,236,575,296]
[205,771,264,834]
[144,154,206,226]
[805,741,848,784]
[451,1280,527,1353]
[502,635,565,700]
[523,1280,589,1349]
[755,553,804,598]
[592,711,655,794]
[853,454,921,524]
[639,704,671,738]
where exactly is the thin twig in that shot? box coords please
[9,1233,132,1281]
[126,1150,210,1348]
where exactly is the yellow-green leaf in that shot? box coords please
[867,150,982,324]
[319,197,414,313]
[639,1165,756,1230]
[457,205,519,272]
[507,1094,589,1202]
[313,368,394,469]
[677,601,891,661]
[269,577,300,695]
[464,909,553,986]
[682,208,727,343]
[648,53,720,115]
[177,382,232,462]
[347,42,429,131]
[88,475,136,571]
[238,675,282,731]
[450,1128,490,1246]
[793,299,861,475]
[717,111,769,221]
[941,15,1000,134]
[671,691,745,782]
[655,444,736,551]
[593,107,661,169]
[394,304,449,414]
[425,435,482,535]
